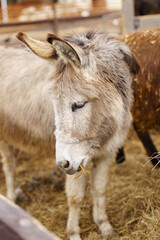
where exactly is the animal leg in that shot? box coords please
[91,158,116,237]
[0,141,17,202]
[133,122,160,167]
[66,174,85,240]
[116,147,125,164]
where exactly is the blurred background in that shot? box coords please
[1,0,160,44]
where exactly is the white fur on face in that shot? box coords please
[55,141,90,174]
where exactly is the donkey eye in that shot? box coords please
[72,101,87,112]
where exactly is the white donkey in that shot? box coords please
[0,30,139,240]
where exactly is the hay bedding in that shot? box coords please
[0,129,160,240]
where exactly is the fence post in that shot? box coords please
[122,0,135,34]
[1,0,9,23]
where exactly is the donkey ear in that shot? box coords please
[120,49,140,74]
[16,32,58,59]
[47,33,81,67]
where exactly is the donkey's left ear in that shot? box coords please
[16,32,57,59]
[120,49,140,75]
[47,33,81,67]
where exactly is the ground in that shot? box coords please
[0,128,160,240]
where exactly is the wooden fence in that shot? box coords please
[0,194,61,240]
[122,0,160,33]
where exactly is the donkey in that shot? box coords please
[0,30,139,239]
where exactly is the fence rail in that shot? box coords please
[0,194,61,240]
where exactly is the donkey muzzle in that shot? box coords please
[57,159,84,175]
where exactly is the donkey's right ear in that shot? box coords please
[47,33,81,67]
[16,32,58,59]
[120,48,140,75]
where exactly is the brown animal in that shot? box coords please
[116,29,160,166]
[0,30,139,239]
[126,29,160,131]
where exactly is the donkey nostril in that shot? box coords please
[63,160,70,169]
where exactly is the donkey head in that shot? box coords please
[17,31,139,175]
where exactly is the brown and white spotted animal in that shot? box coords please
[0,31,139,239]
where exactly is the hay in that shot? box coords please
[0,129,160,240]
[150,153,160,170]
[74,164,89,180]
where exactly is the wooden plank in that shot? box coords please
[0,220,24,240]
[135,14,160,30]
[101,12,121,33]
[102,11,121,21]
[122,0,135,34]
[0,194,61,240]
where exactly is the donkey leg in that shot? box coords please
[66,174,85,240]
[133,122,160,167]
[0,140,17,202]
[116,147,125,164]
[91,158,116,237]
